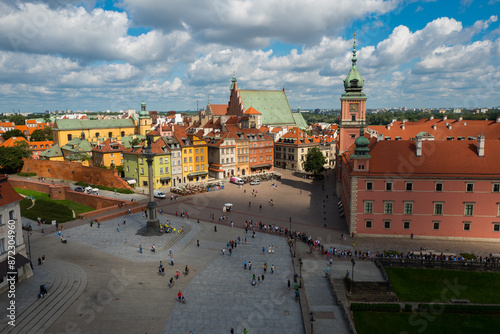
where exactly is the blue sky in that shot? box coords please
[0,0,498,113]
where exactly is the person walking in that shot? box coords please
[248,261,252,270]
[178,291,182,302]
[123,218,126,225]
[288,279,291,290]
[139,244,143,253]
[262,247,265,255]
[271,265,274,274]
[197,239,200,247]
[42,255,45,265]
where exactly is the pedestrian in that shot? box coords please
[244,261,247,269]
[117,225,120,232]
[229,248,232,256]
[97,222,100,228]
[264,263,267,272]
[248,261,252,270]
[262,247,265,255]
[197,239,200,247]
[41,229,44,235]
[249,201,251,207]
[329,258,333,266]
[231,328,234,334]
[214,225,217,232]
[171,258,174,266]
[262,274,265,282]
[271,265,274,274]
[244,329,248,334]
[288,279,291,290]
[123,218,126,225]
[42,255,45,265]
[38,257,41,265]
[139,244,143,253]
[89,220,93,227]
[178,291,182,302]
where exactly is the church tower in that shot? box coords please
[139,99,151,136]
[338,33,367,154]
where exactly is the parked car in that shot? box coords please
[74,186,85,192]
[154,190,166,198]
[250,179,260,185]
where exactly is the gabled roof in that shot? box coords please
[54,119,135,130]
[92,139,126,153]
[0,137,28,147]
[0,175,23,206]
[40,144,63,158]
[244,107,261,115]
[61,138,92,153]
[209,104,228,116]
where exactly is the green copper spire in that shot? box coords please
[230,71,237,90]
[343,31,364,94]
[139,99,148,117]
[352,119,370,158]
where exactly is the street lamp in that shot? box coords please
[310,311,315,333]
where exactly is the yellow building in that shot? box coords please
[91,139,126,167]
[173,127,208,183]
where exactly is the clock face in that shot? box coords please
[350,104,358,112]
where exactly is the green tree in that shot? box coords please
[44,127,53,141]
[8,114,26,125]
[0,141,31,173]
[304,147,326,175]
[131,137,142,146]
[30,129,47,141]
[2,129,26,140]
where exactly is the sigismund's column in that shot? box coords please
[143,137,159,229]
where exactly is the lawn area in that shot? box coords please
[387,268,500,303]
[354,311,500,334]
[16,188,94,223]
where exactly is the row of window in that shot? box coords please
[31,144,51,149]
[183,148,205,154]
[68,131,126,141]
[364,220,500,232]
[364,201,484,216]
[134,164,206,175]
[250,148,272,154]
[250,156,272,163]
[366,181,500,193]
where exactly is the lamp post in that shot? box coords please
[310,311,315,333]
[351,259,356,293]
[26,231,33,269]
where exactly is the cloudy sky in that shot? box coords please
[0,0,499,113]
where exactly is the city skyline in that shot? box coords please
[0,0,499,113]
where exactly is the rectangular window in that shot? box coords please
[365,220,372,229]
[403,221,410,229]
[111,160,114,165]
[201,148,204,153]
[196,149,199,154]
[466,183,474,192]
[384,202,393,214]
[189,149,192,153]
[404,202,413,215]
[189,165,193,171]
[385,182,393,191]
[405,182,413,191]
[184,158,187,163]
[493,183,500,193]
[196,156,199,162]
[189,157,192,163]
[364,201,373,214]
[498,204,500,217]
[0,214,3,225]
[0,238,5,253]
[126,166,129,172]
[433,221,440,230]
[384,221,391,229]
[434,203,443,215]
[184,166,187,172]
[160,168,164,174]
[166,167,169,174]
[366,181,373,191]
[110,153,114,157]
[196,165,200,171]
[493,223,500,232]
[159,158,163,164]
[464,203,474,216]
[201,156,204,162]
[140,168,144,174]
[140,158,143,164]
[463,222,471,231]
[435,182,443,192]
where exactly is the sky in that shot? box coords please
[0,0,499,113]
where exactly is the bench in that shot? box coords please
[450,299,470,304]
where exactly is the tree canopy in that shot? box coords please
[2,129,26,140]
[0,141,31,173]
[8,114,26,125]
[304,147,326,175]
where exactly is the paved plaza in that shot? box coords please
[4,169,500,333]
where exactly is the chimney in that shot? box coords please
[445,122,449,126]
[416,136,423,157]
[463,122,467,126]
[377,134,384,142]
[430,116,434,120]
[443,116,447,121]
[401,124,405,130]
[496,116,500,123]
[458,116,463,121]
[448,125,452,130]
[432,124,437,130]
[386,124,391,130]
[477,135,485,157]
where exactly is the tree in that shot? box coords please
[30,129,47,141]
[8,114,26,125]
[2,129,26,140]
[0,141,31,173]
[131,137,143,146]
[44,127,53,141]
[304,147,326,175]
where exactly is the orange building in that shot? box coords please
[0,137,53,160]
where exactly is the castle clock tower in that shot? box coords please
[339,33,367,155]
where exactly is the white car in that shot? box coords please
[250,180,260,185]
[154,190,166,198]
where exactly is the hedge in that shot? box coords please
[418,304,500,314]
[351,303,401,312]
[17,172,37,177]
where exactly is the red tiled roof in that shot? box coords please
[0,137,28,147]
[0,175,23,207]
[345,137,500,177]
[92,139,126,153]
[209,104,228,116]
[368,119,500,141]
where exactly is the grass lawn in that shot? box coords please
[387,268,500,303]
[354,311,500,334]
[16,188,94,223]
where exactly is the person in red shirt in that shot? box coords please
[178,291,182,302]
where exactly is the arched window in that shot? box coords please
[121,131,125,137]
[67,134,72,141]
[95,132,100,138]
[108,132,112,138]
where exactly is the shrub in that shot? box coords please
[404,304,412,312]
[17,172,37,177]
[460,253,477,260]
[351,303,401,312]
[75,181,135,194]
[418,304,500,314]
